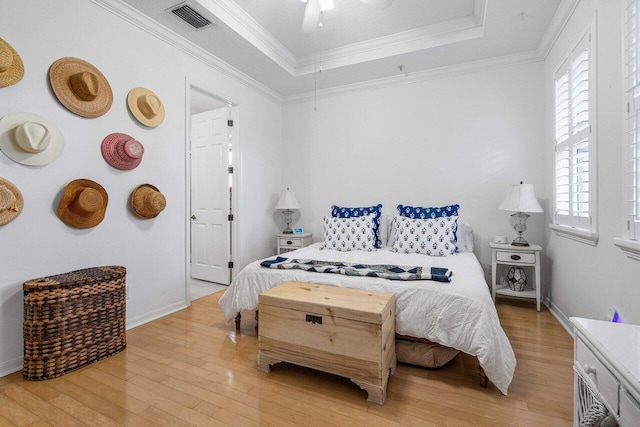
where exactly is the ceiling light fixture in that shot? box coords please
[301,0,393,32]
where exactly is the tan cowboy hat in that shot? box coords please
[0,177,23,226]
[0,112,64,166]
[0,38,24,87]
[49,57,113,118]
[130,184,166,219]
[127,87,165,127]
[57,179,108,229]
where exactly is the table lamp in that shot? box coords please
[275,188,300,234]
[498,182,543,246]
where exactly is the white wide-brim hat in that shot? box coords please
[0,112,64,166]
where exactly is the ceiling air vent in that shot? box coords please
[169,3,212,29]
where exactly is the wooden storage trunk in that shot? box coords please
[257,281,396,404]
[23,266,127,380]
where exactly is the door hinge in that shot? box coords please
[227,119,234,127]
[228,261,234,269]
[228,214,234,221]
[228,166,234,174]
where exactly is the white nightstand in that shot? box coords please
[277,232,313,255]
[490,242,542,311]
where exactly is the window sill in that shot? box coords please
[613,238,640,261]
[549,224,599,246]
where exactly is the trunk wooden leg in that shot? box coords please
[257,353,279,373]
[234,313,241,331]
[352,380,386,405]
[478,364,488,388]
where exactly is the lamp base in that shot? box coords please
[510,212,531,247]
[281,227,294,234]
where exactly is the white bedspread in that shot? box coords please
[219,243,516,394]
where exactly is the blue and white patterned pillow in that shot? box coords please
[397,204,460,219]
[331,204,383,248]
[391,215,458,256]
[321,214,377,252]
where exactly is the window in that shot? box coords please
[625,0,640,240]
[552,27,597,243]
[615,1,640,259]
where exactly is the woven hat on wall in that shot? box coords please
[49,57,113,118]
[0,38,24,87]
[130,184,166,219]
[101,133,144,170]
[0,177,23,226]
[0,112,64,166]
[127,87,165,127]
[57,179,108,229]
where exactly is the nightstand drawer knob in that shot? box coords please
[510,255,521,261]
[286,240,293,245]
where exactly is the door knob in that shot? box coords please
[190,215,196,220]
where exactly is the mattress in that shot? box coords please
[218,243,516,394]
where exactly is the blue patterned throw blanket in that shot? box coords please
[260,257,452,282]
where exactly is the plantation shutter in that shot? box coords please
[625,0,640,239]
[554,32,592,230]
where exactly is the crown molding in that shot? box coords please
[535,0,582,60]
[283,50,542,105]
[195,0,298,74]
[200,0,486,77]
[90,0,283,104]
[295,13,485,75]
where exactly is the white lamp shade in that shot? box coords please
[274,188,300,210]
[498,184,543,213]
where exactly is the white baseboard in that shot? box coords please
[544,296,575,338]
[126,301,188,330]
[0,356,23,378]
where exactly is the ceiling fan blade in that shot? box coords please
[302,0,321,33]
[359,0,393,9]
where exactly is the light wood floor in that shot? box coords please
[0,292,574,426]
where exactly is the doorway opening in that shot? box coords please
[186,82,238,303]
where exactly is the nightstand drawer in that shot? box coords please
[621,390,640,426]
[496,251,535,264]
[576,337,619,414]
[279,237,302,248]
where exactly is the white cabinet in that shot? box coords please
[490,242,542,311]
[571,318,640,426]
[277,232,313,255]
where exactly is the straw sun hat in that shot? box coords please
[127,87,165,127]
[0,112,64,166]
[130,184,166,219]
[57,179,108,229]
[101,133,144,170]
[49,57,113,118]
[0,38,24,87]
[0,177,23,226]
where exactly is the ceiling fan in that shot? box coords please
[301,0,394,33]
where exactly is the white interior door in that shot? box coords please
[190,108,230,284]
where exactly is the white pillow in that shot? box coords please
[391,215,458,256]
[321,214,377,252]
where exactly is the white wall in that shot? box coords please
[543,0,640,326]
[282,61,547,274]
[0,0,282,375]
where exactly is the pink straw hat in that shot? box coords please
[101,133,144,170]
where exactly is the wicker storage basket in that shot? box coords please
[23,266,126,380]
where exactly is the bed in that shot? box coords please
[218,215,516,395]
